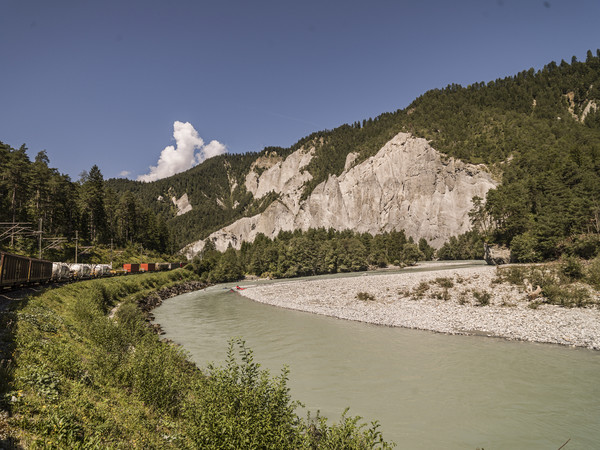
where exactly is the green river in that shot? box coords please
[153,263,600,449]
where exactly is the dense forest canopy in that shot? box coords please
[189,228,435,283]
[4,51,600,262]
[0,145,170,259]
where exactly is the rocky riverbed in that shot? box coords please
[237,264,600,350]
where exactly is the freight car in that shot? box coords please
[140,263,156,272]
[1,250,187,290]
[0,251,53,289]
[69,263,93,279]
[123,262,183,273]
[52,262,71,281]
[92,264,112,277]
[123,263,140,273]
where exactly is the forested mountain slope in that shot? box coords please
[109,51,600,261]
[4,51,597,262]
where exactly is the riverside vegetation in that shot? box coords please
[0,270,393,448]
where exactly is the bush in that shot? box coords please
[473,290,491,306]
[434,277,454,288]
[356,292,376,301]
[411,281,430,299]
[185,339,303,448]
[510,232,542,263]
[560,234,600,259]
[586,257,600,289]
[541,284,591,308]
[560,256,584,280]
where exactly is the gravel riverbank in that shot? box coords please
[237,264,600,350]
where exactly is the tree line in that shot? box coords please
[189,228,435,283]
[0,143,171,259]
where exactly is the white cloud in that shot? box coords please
[137,121,227,182]
[119,170,131,177]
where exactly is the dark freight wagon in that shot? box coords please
[140,263,156,272]
[0,251,52,288]
[29,258,53,283]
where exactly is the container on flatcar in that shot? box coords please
[69,263,92,279]
[156,262,170,271]
[92,264,111,277]
[52,262,71,281]
[123,263,140,273]
[140,263,156,272]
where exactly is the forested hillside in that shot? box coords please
[0,147,170,259]
[4,51,600,262]
[110,51,600,261]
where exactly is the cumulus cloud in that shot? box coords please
[119,170,131,177]
[137,121,227,182]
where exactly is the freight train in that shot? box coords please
[0,250,185,289]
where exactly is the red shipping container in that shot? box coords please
[123,263,140,273]
[140,263,156,272]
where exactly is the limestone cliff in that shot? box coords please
[184,133,497,258]
[172,193,192,216]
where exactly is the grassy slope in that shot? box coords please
[0,272,392,449]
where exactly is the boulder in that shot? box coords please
[484,243,512,265]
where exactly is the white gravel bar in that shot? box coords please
[238,265,600,350]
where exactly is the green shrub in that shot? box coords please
[303,409,393,449]
[586,257,600,289]
[411,281,430,299]
[473,291,491,306]
[510,232,542,263]
[560,256,584,280]
[542,284,591,308]
[434,277,454,288]
[357,292,376,301]
[185,339,303,448]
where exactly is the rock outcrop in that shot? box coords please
[172,193,192,216]
[484,243,512,265]
[184,133,498,258]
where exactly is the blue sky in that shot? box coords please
[1,0,599,181]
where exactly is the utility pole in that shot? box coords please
[38,218,42,259]
[110,238,113,266]
[75,230,78,264]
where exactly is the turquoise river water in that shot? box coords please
[153,264,600,449]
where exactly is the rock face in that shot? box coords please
[484,243,512,265]
[172,193,192,216]
[184,133,498,257]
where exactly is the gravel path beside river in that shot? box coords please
[238,265,600,350]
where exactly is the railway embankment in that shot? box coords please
[0,269,205,447]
